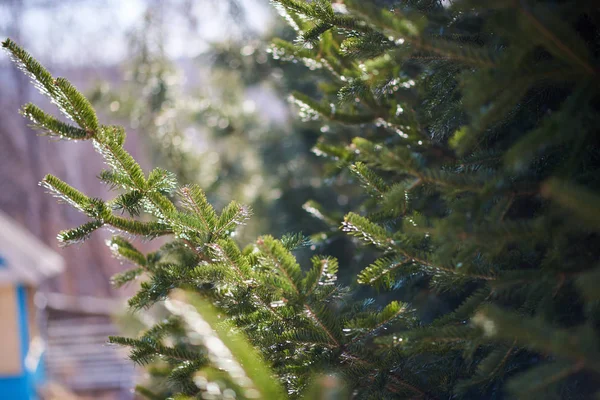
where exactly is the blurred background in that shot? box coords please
[0,0,362,398]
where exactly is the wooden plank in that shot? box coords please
[44,314,138,392]
[47,324,119,336]
[0,285,22,375]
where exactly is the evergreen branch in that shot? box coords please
[349,162,388,198]
[105,214,172,237]
[456,341,517,393]
[93,130,147,189]
[341,212,394,250]
[111,267,145,288]
[21,103,90,140]
[7,0,600,396]
[302,200,339,227]
[304,304,340,347]
[41,174,107,218]
[357,257,414,288]
[134,386,163,400]
[517,3,596,78]
[542,179,600,229]
[303,256,338,297]
[280,232,311,251]
[145,191,179,218]
[473,306,600,373]
[57,220,104,246]
[575,266,600,302]
[290,92,376,124]
[106,236,147,267]
[257,235,302,295]
[387,375,430,400]
[109,335,204,364]
[413,38,496,68]
[54,77,99,131]
[339,352,433,399]
[179,185,217,230]
[207,239,252,279]
[506,360,585,396]
[2,39,101,133]
[168,293,286,400]
[300,21,333,45]
[146,168,177,195]
[2,38,57,99]
[432,287,492,326]
[350,138,425,179]
[344,213,494,281]
[304,3,495,68]
[214,201,251,238]
[347,301,407,345]
[272,0,315,18]
[166,359,206,395]
[111,190,145,216]
[98,170,136,190]
[270,38,346,82]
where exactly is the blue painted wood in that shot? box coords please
[17,285,35,400]
[0,376,32,399]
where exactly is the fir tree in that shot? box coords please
[3,0,600,398]
[270,0,600,398]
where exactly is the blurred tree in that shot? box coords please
[89,4,369,270]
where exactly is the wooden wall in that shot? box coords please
[0,285,22,375]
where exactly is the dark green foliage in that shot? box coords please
[268,0,600,398]
[4,0,600,398]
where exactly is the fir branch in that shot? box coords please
[146,168,177,195]
[2,38,57,99]
[349,162,389,198]
[21,103,90,140]
[93,130,147,190]
[111,267,144,288]
[347,301,408,345]
[178,185,217,230]
[303,303,340,347]
[41,174,100,216]
[134,386,163,400]
[280,232,311,251]
[257,235,302,295]
[473,306,600,374]
[207,239,252,279]
[106,236,147,267]
[214,201,251,238]
[302,200,339,227]
[303,256,338,297]
[105,214,172,238]
[290,91,376,124]
[542,179,600,230]
[57,220,104,246]
[506,360,585,396]
[341,212,394,250]
[517,2,596,78]
[53,77,99,131]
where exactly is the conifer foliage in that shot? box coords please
[3,0,600,398]
[270,0,600,398]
